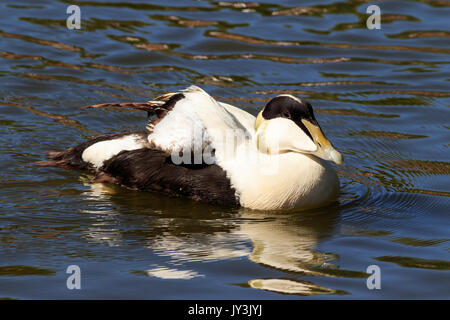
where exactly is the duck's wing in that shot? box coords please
[148,86,255,159]
[85,86,256,162]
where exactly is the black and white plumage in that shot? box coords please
[37,86,343,210]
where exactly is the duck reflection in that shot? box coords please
[80,179,347,295]
[236,209,347,295]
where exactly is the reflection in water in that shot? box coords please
[134,266,203,280]
[237,210,352,295]
[248,279,345,296]
[236,210,335,274]
[81,181,353,295]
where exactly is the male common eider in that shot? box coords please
[37,86,343,210]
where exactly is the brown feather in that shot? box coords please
[82,101,163,113]
[82,92,186,133]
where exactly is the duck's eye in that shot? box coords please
[281,111,291,119]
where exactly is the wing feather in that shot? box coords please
[83,86,256,164]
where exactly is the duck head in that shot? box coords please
[254,94,343,165]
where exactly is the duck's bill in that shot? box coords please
[301,119,343,165]
[321,146,343,165]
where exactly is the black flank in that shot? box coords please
[101,148,239,207]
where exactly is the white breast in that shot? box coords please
[220,144,340,210]
[82,134,146,169]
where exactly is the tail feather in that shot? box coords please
[35,146,87,170]
[35,132,146,171]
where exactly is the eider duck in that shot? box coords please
[37,86,342,210]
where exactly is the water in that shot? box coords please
[0,0,449,299]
